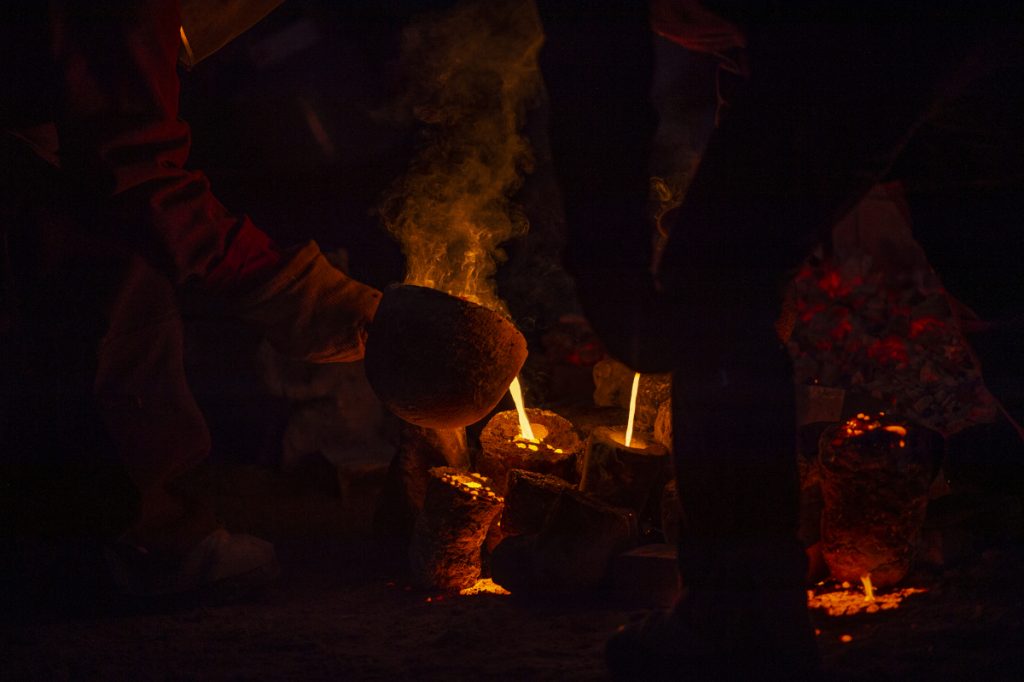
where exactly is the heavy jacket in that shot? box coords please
[1,0,281,296]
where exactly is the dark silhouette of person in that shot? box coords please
[537,1,1022,677]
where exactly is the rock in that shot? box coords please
[491,489,638,593]
[611,543,681,608]
[500,469,574,537]
[653,399,673,451]
[592,358,635,408]
[489,534,539,594]
[532,490,639,590]
[592,358,671,431]
[478,410,581,552]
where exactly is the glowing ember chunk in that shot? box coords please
[624,371,641,448]
[840,413,910,446]
[509,377,536,441]
[840,634,853,643]
[458,578,511,596]
[447,473,485,490]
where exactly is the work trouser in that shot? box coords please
[1,137,215,556]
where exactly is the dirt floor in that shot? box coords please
[3,458,1022,681]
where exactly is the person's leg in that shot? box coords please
[1,143,138,548]
[2,229,216,558]
[2,162,280,599]
[534,2,814,675]
[93,254,220,557]
[0,140,215,564]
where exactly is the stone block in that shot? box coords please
[611,543,681,608]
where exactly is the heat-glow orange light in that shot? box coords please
[808,581,927,617]
[509,376,536,442]
[838,413,908,447]
[459,578,511,596]
[861,574,875,602]
[442,472,500,500]
[624,372,640,448]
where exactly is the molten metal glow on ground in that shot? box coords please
[459,578,512,596]
[808,579,928,617]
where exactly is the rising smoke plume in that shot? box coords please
[378,0,544,314]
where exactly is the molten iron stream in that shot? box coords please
[861,574,875,602]
[624,372,641,448]
[509,376,537,442]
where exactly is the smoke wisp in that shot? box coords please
[379,0,544,314]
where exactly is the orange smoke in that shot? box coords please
[379,0,544,314]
